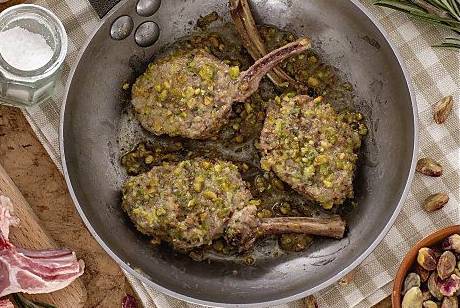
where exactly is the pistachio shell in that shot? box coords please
[437,251,456,280]
[402,287,423,308]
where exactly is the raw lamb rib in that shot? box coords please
[0,195,84,297]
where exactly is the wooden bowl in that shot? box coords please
[392,225,460,307]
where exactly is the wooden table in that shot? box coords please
[0,106,136,307]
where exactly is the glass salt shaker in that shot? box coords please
[0,4,67,107]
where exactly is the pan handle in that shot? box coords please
[88,0,121,18]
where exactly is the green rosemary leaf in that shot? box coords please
[447,0,460,19]
[375,0,460,49]
[412,12,460,26]
[412,0,450,17]
[433,37,460,48]
[433,42,460,47]
[374,0,428,14]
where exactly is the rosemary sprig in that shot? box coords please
[374,0,460,49]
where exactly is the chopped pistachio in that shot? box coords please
[228,66,240,80]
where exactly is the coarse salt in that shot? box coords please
[0,26,53,71]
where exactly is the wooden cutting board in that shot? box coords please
[0,163,87,307]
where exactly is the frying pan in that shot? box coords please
[60,0,418,306]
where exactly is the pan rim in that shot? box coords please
[59,0,419,306]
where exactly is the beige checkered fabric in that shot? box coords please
[12,0,460,307]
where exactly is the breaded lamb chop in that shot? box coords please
[260,95,362,209]
[131,38,310,139]
[122,159,345,252]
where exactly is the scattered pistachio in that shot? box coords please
[441,296,458,308]
[422,300,438,308]
[402,287,423,308]
[418,247,438,271]
[437,274,460,297]
[433,95,453,124]
[423,193,449,213]
[403,273,421,295]
[416,158,443,177]
[442,234,460,253]
[438,251,456,280]
[428,272,444,300]
[304,295,318,308]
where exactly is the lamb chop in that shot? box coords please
[122,159,345,253]
[229,0,306,90]
[260,95,362,209]
[131,38,310,139]
[0,196,84,297]
[230,2,362,208]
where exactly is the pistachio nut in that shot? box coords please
[403,273,421,295]
[438,251,457,280]
[418,247,439,271]
[416,158,443,177]
[442,234,460,253]
[402,287,423,308]
[423,193,449,213]
[437,274,460,297]
[428,272,444,300]
[423,300,438,308]
[433,95,453,124]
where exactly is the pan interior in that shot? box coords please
[62,0,415,305]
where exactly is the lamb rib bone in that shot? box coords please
[229,0,308,90]
[0,195,84,298]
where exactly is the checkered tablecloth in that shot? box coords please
[12,0,460,307]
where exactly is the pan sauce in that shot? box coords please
[119,22,367,260]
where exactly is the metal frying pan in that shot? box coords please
[60,0,418,306]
